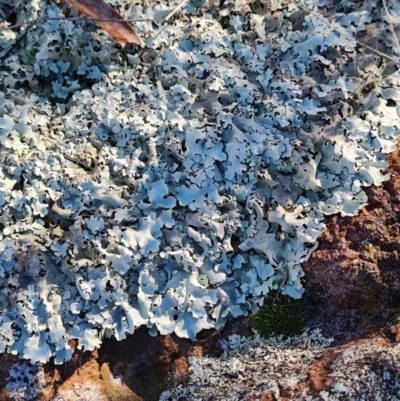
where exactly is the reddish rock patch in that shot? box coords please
[45,349,142,401]
[302,141,400,345]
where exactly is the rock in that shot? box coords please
[302,141,400,345]
[160,325,400,400]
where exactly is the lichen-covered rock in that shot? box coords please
[160,328,400,401]
[5,362,45,401]
[0,0,400,363]
[303,140,400,344]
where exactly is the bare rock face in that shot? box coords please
[303,142,400,345]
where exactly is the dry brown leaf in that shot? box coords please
[64,0,143,46]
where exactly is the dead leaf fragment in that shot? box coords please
[64,0,143,46]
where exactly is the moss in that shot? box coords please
[134,368,168,401]
[251,289,310,338]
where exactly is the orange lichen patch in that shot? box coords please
[98,362,142,401]
[52,357,99,392]
[189,345,204,359]
[172,357,189,378]
[296,381,308,391]
[155,334,180,366]
[390,325,400,342]
[249,393,276,401]
[260,394,277,401]
[307,361,335,391]
[40,368,62,401]
[163,334,179,353]
[375,337,389,348]
[280,390,295,400]
[48,354,142,401]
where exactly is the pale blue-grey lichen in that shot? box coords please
[160,328,334,400]
[0,0,399,363]
[6,361,45,401]
[160,326,400,400]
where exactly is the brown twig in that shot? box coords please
[164,0,190,22]
[1,0,24,22]
[382,0,400,57]
[197,326,224,343]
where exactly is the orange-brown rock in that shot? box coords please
[303,142,400,345]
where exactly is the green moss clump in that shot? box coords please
[251,289,310,338]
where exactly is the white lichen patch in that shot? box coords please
[160,329,400,401]
[0,0,399,362]
[160,328,334,400]
[6,362,45,401]
[51,382,107,401]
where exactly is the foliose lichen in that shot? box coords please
[0,0,399,363]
